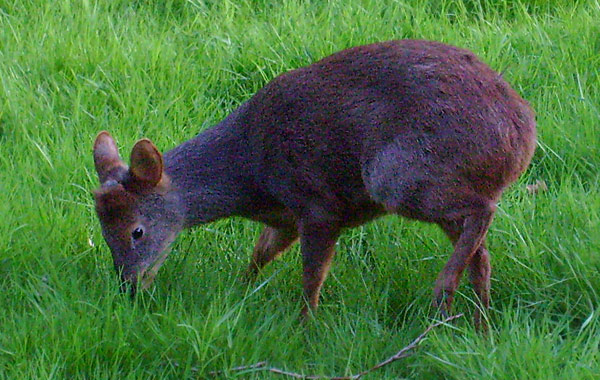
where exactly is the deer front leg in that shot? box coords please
[299,221,340,318]
[246,226,298,279]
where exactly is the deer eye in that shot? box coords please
[132,227,144,240]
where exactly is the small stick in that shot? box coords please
[348,313,463,379]
[208,313,463,379]
[208,361,268,376]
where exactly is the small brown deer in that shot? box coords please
[93,40,536,327]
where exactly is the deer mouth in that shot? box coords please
[138,251,170,290]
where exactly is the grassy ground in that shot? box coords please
[1,0,599,378]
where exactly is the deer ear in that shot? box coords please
[129,138,163,188]
[93,131,126,184]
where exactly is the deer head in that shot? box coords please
[92,131,184,294]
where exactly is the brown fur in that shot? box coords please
[247,226,299,278]
[93,40,536,328]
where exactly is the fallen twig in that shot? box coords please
[207,313,463,379]
[208,361,268,376]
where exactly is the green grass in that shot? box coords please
[1,0,599,378]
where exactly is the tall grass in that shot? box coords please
[0,0,599,378]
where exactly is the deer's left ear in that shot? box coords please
[129,138,163,189]
[93,131,127,184]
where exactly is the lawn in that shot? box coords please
[0,0,599,378]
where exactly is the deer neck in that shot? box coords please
[163,104,255,227]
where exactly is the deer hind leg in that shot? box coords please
[439,218,492,329]
[299,221,340,318]
[246,226,298,279]
[469,243,491,329]
[363,150,495,327]
[434,205,494,320]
